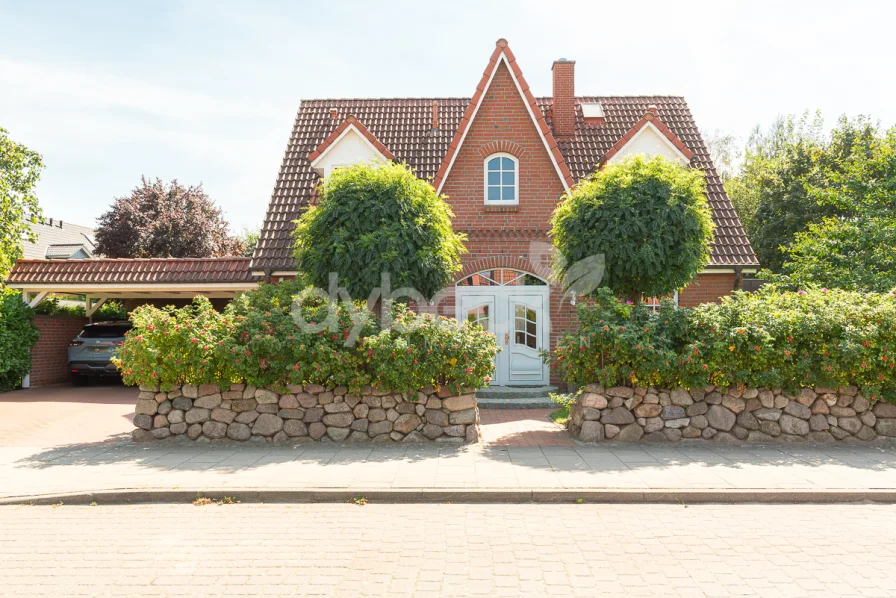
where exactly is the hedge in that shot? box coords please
[115,281,498,395]
[550,287,896,402]
[0,289,40,391]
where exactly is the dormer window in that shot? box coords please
[484,153,518,204]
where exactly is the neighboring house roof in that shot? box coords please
[22,218,95,260]
[7,257,255,285]
[44,244,92,259]
[254,49,758,271]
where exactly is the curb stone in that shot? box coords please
[3,487,896,505]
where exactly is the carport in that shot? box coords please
[6,257,260,387]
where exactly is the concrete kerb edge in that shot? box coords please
[3,488,896,505]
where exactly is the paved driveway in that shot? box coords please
[0,383,134,447]
[0,384,568,448]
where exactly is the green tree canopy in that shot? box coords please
[550,155,714,301]
[765,126,896,292]
[0,127,44,280]
[726,113,881,271]
[292,163,467,300]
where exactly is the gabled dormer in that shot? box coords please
[308,114,395,178]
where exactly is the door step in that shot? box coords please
[476,386,559,409]
[478,397,556,409]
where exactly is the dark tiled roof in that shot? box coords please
[254,96,758,270]
[7,258,255,285]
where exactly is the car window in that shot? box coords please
[80,325,132,338]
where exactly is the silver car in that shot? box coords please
[68,321,132,386]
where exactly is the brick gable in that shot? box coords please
[441,62,567,234]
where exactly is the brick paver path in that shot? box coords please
[0,383,133,447]
[479,408,574,446]
[1,503,895,596]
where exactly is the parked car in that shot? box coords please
[68,321,132,386]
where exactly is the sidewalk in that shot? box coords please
[3,439,896,503]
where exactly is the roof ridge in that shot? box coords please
[14,257,251,263]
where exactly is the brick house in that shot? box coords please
[251,39,759,387]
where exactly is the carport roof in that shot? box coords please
[8,257,256,285]
[6,257,260,299]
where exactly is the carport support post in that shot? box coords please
[85,296,108,323]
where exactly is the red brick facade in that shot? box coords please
[29,315,87,387]
[678,273,738,308]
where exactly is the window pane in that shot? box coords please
[502,186,515,201]
[487,186,501,201]
[502,172,514,185]
[502,157,514,170]
[526,308,536,322]
[526,334,537,349]
[515,305,524,318]
[488,157,501,170]
[515,331,525,345]
[527,321,536,336]
[488,172,500,185]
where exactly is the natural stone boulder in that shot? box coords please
[664,418,689,429]
[202,421,227,439]
[579,421,604,442]
[615,424,643,442]
[580,393,608,409]
[185,407,210,424]
[393,414,422,434]
[706,405,736,431]
[194,394,222,409]
[170,422,187,435]
[368,421,393,437]
[873,403,896,418]
[422,424,444,439]
[783,402,811,420]
[582,407,602,421]
[721,396,745,414]
[308,422,327,440]
[686,402,708,417]
[670,389,693,406]
[151,428,171,439]
[322,413,354,428]
[284,420,308,437]
[255,389,279,404]
[661,405,686,420]
[809,414,829,431]
[425,409,448,427]
[838,416,862,435]
[778,414,810,436]
[736,411,759,431]
[231,399,257,413]
[874,422,896,438]
[303,407,324,423]
[442,424,466,437]
[187,423,203,440]
[449,408,477,425]
[443,395,476,412]
[253,414,284,436]
[753,408,781,422]
[324,402,351,414]
[153,414,169,428]
[210,407,236,424]
[133,414,153,430]
[327,427,350,442]
[135,400,158,416]
[607,386,633,398]
[368,408,387,423]
[172,397,193,411]
[226,422,251,441]
[634,404,662,418]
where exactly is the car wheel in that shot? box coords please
[71,373,89,387]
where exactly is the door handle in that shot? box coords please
[505,333,509,345]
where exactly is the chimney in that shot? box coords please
[431,101,439,130]
[552,58,576,138]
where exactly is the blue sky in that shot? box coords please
[1,0,893,234]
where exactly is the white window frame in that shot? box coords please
[483,153,519,206]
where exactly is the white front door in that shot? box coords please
[458,278,549,386]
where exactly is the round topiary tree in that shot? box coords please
[551,155,714,302]
[292,163,466,300]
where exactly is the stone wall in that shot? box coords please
[569,384,896,443]
[132,383,480,444]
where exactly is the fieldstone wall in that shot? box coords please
[569,384,896,443]
[132,383,480,444]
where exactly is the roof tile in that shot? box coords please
[7,257,255,285]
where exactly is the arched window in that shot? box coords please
[484,153,518,204]
[457,269,547,287]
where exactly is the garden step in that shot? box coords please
[476,385,559,400]
[478,397,557,409]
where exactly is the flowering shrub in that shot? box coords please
[361,305,499,394]
[223,281,377,390]
[115,282,498,394]
[550,287,896,402]
[115,296,238,390]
